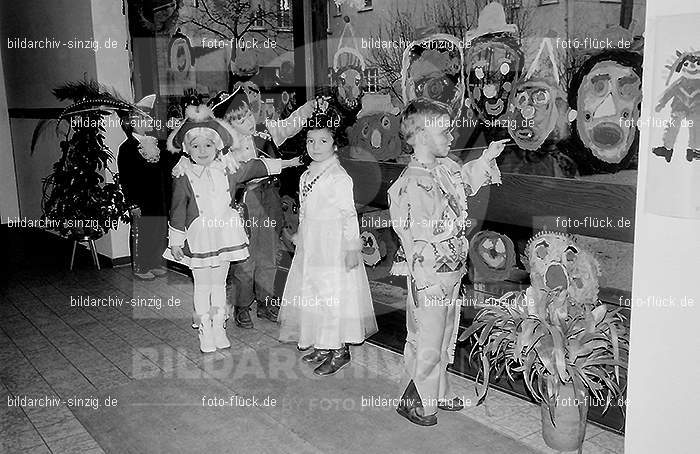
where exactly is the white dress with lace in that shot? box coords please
[278,156,378,349]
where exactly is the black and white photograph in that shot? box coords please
[0,1,697,453]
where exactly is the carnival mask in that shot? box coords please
[468,230,516,282]
[507,80,561,150]
[467,36,524,122]
[360,229,386,267]
[334,66,363,110]
[402,34,465,118]
[506,38,563,151]
[347,113,401,161]
[525,232,600,307]
[576,61,642,163]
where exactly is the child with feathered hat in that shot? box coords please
[208,85,318,328]
[164,104,301,352]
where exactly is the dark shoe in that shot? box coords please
[687,148,700,162]
[396,404,438,426]
[257,303,278,322]
[313,346,351,376]
[438,397,464,411]
[652,146,673,162]
[234,305,254,329]
[302,349,331,363]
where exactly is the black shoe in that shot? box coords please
[438,397,464,411]
[313,346,351,376]
[653,146,673,162]
[234,305,254,329]
[687,148,700,162]
[257,303,278,322]
[396,404,437,426]
[302,349,331,363]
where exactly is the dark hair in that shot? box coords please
[303,103,347,147]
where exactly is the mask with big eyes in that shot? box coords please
[576,61,642,163]
[468,230,516,282]
[525,232,600,308]
[335,67,363,110]
[414,75,459,107]
[467,36,524,122]
[506,80,559,150]
[402,35,465,117]
[347,113,401,161]
[360,229,386,266]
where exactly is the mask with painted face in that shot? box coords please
[575,59,642,164]
[467,35,524,122]
[525,232,601,321]
[334,66,363,110]
[401,33,465,118]
[333,19,366,112]
[506,38,564,151]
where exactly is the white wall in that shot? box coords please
[0,46,19,222]
[625,1,700,453]
[0,0,133,259]
[90,0,133,259]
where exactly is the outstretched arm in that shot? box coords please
[267,99,318,146]
[462,139,507,196]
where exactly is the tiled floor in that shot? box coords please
[0,233,625,454]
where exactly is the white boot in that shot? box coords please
[197,313,216,353]
[212,307,231,349]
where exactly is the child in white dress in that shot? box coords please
[278,102,378,376]
[164,105,300,352]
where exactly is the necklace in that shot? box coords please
[300,162,334,201]
[411,155,437,170]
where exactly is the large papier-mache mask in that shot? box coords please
[401,33,465,118]
[346,94,402,161]
[465,2,523,122]
[506,38,566,150]
[524,232,601,320]
[573,52,642,165]
[468,230,517,282]
[332,18,366,112]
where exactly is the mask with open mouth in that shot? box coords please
[505,38,564,150]
[576,60,642,163]
[525,232,601,320]
[507,80,560,150]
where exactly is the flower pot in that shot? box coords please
[541,383,588,451]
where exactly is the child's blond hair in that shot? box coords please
[400,99,452,147]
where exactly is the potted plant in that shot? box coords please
[458,232,629,451]
[34,80,144,240]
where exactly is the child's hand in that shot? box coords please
[344,250,361,270]
[171,246,185,261]
[299,99,316,119]
[282,156,304,168]
[221,152,240,173]
[483,139,510,161]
